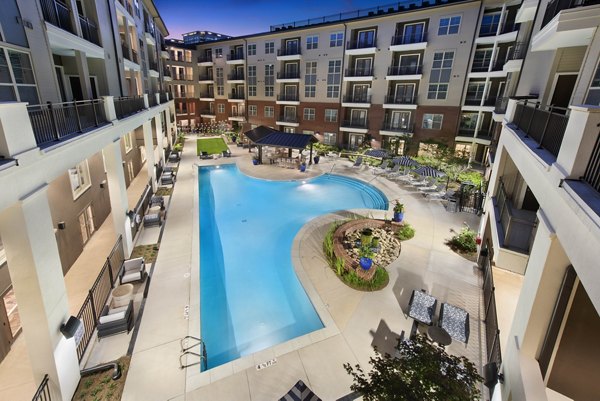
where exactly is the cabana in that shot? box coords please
[244,126,319,164]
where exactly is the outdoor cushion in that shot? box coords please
[98,311,125,324]
[108,305,128,315]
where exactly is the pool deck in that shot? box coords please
[120,137,489,401]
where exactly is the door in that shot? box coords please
[349,134,364,149]
[398,54,420,74]
[550,74,577,111]
[285,39,299,54]
[78,205,95,246]
[235,66,244,79]
[390,111,411,130]
[403,22,425,43]
[69,76,83,101]
[394,83,415,103]
[357,30,375,48]
[353,84,370,102]
[231,104,237,117]
[354,58,372,76]
[350,109,367,126]
[284,85,297,100]
[284,106,296,121]
[285,62,299,78]
[55,66,67,102]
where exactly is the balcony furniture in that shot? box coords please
[168,152,180,163]
[440,303,470,344]
[222,150,231,157]
[111,283,134,307]
[428,325,452,346]
[200,151,211,159]
[119,257,147,285]
[408,290,437,325]
[97,299,134,339]
[143,213,162,227]
[351,156,363,168]
[150,195,164,209]
[160,172,176,185]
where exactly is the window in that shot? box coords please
[585,61,600,105]
[438,16,461,35]
[68,160,91,199]
[217,103,225,113]
[327,60,342,98]
[214,48,223,58]
[216,67,224,96]
[78,205,95,245]
[248,65,256,97]
[325,109,338,122]
[465,81,486,103]
[124,132,133,152]
[0,48,38,103]
[306,35,318,50]
[305,61,317,97]
[264,106,274,117]
[265,42,274,54]
[323,132,337,145]
[428,51,453,99]
[264,64,274,97]
[303,108,315,120]
[330,32,343,47]
[217,86,224,96]
[422,113,443,129]
[247,44,256,56]
[249,105,257,116]
[480,13,501,36]
[460,113,479,131]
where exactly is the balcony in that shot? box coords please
[200,109,216,118]
[456,129,492,144]
[163,68,172,81]
[228,112,246,121]
[276,114,299,126]
[511,100,569,158]
[197,55,213,64]
[276,71,301,81]
[390,32,428,51]
[173,74,193,81]
[346,38,377,55]
[383,95,417,109]
[494,179,537,254]
[199,74,214,82]
[380,121,415,137]
[542,0,600,28]
[227,72,245,82]
[78,15,100,46]
[340,119,369,132]
[276,93,300,104]
[114,96,146,119]
[159,92,169,103]
[386,65,422,79]
[40,0,75,35]
[476,21,519,45]
[277,47,302,60]
[493,97,509,118]
[342,94,372,107]
[226,53,245,64]
[26,99,109,148]
[464,96,497,107]
[344,67,374,81]
[199,92,215,100]
[228,93,245,102]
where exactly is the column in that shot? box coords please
[74,50,92,100]
[0,187,80,401]
[102,96,117,122]
[103,140,133,256]
[0,102,38,158]
[142,121,157,191]
[154,113,166,164]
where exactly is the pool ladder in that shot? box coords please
[179,336,207,371]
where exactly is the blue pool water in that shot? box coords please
[199,164,388,369]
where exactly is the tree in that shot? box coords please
[344,334,482,401]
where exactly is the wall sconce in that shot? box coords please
[126,210,135,220]
[57,221,66,230]
[483,362,504,388]
[100,180,107,188]
[60,316,83,343]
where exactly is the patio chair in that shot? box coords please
[150,195,164,209]
[222,149,231,157]
[407,289,437,326]
[119,257,147,284]
[143,213,162,227]
[278,380,322,401]
[200,151,211,160]
[418,182,444,193]
[351,156,363,167]
[383,164,401,177]
[439,303,470,344]
[168,152,180,163]
[372,160,391,174]
[97,299,134,339]
[161,172,176,185]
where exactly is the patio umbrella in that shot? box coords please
[392,155,420,167]
[414,165,446,177]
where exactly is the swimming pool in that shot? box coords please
[199,164,388,369]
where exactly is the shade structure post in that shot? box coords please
[309,144,313,165]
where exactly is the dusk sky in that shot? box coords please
[154,0,385,39]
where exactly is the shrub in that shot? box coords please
[396,223,415,241]
[446,227,477,253]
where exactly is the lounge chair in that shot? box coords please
[119,257,147,284]
[383,164,402,177]
[439,303,470,344]
[418,182,443,193]
[351,156,363,167]
[407,289,437,326]
[97,300,134,339]
[200,151,211,160]
[372,160,391,174]
[143,213,162,227]
[278,380,322,401]
[222,149,232,157]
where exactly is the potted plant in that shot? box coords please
[359,245,374,270]
[361,228,373,246]
[372,236,380,248]
[314,152,322,164]
[252,156,260,165]
[393,201,405,223]
[300,161,306,172]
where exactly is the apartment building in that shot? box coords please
[478,0,600,399]
[165,38,199,127]
[182,30,232,45]
[0,0,175,399]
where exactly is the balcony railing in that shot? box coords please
[343,94,371,103]
[227,53,245,61]
[277,93,299,102]
[277,114,298,123]
[347,38,377,50]
[121,42,130,61]
[277,71,301,79]
[200,109,215,115]
[391,31,428,46]
[145,21,155,37]
[542,0,600,28]
[163,68,171,77]
[464,96,498,106]
[341,119,369,129]
[227,72,245,80]
[27,99,108,148]
[148,94,157,107]
[512,100,569,158]
[277,47,301,57]
[500,21,518,34]
[230,111,245,118]
[79,15,100,46]
[229,92,246,100]
[148,59,158,72]
[479,20,518,37]
[32,374,51,401]
[495,179,537,253]
[197,55,213,63]
[40,0,75,35]
[199,92,214,98]
[345,67,374,77]
[458,128,491,140]
[583,133,600,193]
[173,74,193,81]
[384,95,416,104]
[159,92,168,103]
[381,121,414,133]
[387,65,422,75]
[131,49,139,64]
[114,96,145,119]
[199,74,214,81]
[494,97,509,114]
[506,42,527,61]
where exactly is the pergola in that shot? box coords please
[244,126,319,164]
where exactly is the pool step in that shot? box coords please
[179,336,208,371]
[323,174,388,210]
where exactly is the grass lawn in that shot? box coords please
[197,137,228,155]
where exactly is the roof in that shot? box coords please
[244,126,318,149]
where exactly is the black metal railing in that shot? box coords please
[40,0,74,34]
[173,74,193,81]
[381,121,414,133]
[391,31,427,45]
[277,114,298,123]
[197,55,213,63]
[481,249,502,388]
[199,91,214,98]
[496,179,537,253]
[500,21,518,34]
[163,67,171,78]
[277,93,298,102]
[229,92,246,100]
[542,0,600,28]
[343,94,371,103]
[227,53,245,61]
[345,67,374,77]
[114,96,145,119]
[584,132,600,193]
[148,94,157,107]
[506,42,527,61]
[200,109,215,115]
[121,42,130,61]
[494,97,509,114]
[341,119,369,129]
[227,72,245,80]
[79,15,100,46]
[347,38,377,50]
[277,71,301,79]
[148,59,158,71]
[387,64,422,75]
[159,92,168,103]
[75,236,124,361]
[471,61,491,72]
[32,374,52,401]
[512,100,569,158]
[27,99,108,148]
[131,183,153,239]
[277,47,301,57]
[199,74,214,81]
[229,111,245,118]
[384,95,416,104]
